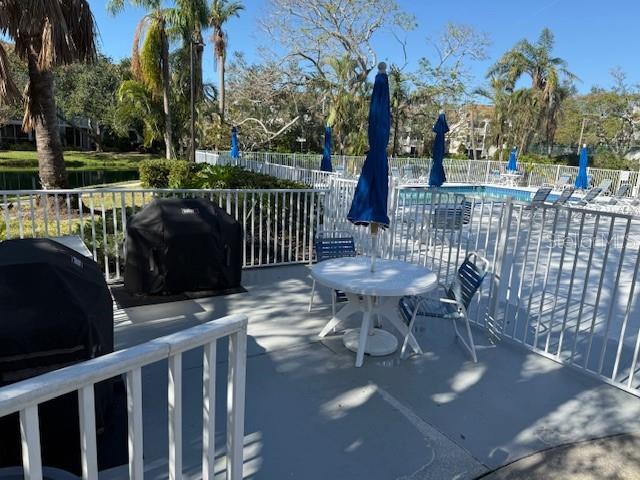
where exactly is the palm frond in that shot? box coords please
[0,42,20,106]
[131,16,149,82]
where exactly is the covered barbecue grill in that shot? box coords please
[124,197,243,294]
[0,238,125,474]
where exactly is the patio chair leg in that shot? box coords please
[308,279,316,312]
[400,310,419,360]
[331,290,336,318]
[452,313,478,363]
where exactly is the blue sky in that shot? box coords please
[90,0,640,93]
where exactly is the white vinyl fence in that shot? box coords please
[195,151,337,188]
[198,150,640,198]
[0,314,248,480]
[321,177,640,396]
[1,187,326,281]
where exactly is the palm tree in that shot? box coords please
[167,0,209,101]
[108,0,174,159]
[325,55,369,155]
[0,0,96,189]
[487,28,577,153]
[389,65,409,157]
[209,0,244,121]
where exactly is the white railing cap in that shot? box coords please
[0,314,247,417]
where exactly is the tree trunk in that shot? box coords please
[392,110,399,157]
[470,109,478,160]
[160,23,173,159]
[194,28,204,102]
[218,56,225,121]
[88,119,103,152]
[27,57,68,190]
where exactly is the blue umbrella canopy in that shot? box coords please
[507,147,518,171]
[347,63,391,228]
[575,145,589,189]
[428,112,449,187]
[230,127,240,159]
[320,126,333,172]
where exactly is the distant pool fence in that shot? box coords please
[196,150,640,197]
[1,151,640,397]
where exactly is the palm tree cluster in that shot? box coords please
[108,0,244,160]
[482,28,577,156]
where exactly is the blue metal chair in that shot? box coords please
[308,231,356,315]
[398,252,489,362]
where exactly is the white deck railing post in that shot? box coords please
[127,367,144,480]
[20,406,42,480]
[202,342,217,480]
[78,385,98,480]
[169,353,183,480]
[226,328,247,480]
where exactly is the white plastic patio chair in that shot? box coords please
[398,252,490,363]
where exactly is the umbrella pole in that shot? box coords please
[370,223,378,272]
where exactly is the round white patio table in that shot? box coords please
[311,256,438,367]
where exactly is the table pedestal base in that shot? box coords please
[343,328,398,357]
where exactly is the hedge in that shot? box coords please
[139,160,204,188]
[139,160,307,189]
[139,159,171,188]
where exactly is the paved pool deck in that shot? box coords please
[103,264,640,479]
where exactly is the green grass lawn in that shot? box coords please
[0,150,161,171]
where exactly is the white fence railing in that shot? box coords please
[1,187,326,281]
[195,151,337,188]
[0,314,248,480]
[200,150,640,198]
[322,176,640,396]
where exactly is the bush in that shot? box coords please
[139,159,171,188]
[591,150,634,170]
[168,161,204,189]
[195,165,306,189]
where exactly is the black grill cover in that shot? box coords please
[0,238,125,474]
[124,198,243,294]
[0,238,113,380]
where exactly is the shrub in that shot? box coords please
[139,159,171,188]
[168,161,204,189]
[195,165,306,189]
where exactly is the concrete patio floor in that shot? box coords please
[104,264,640,479]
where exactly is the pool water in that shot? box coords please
[401,185,560,203]
[440,185,537,202]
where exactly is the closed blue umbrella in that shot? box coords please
[347,63,390,271]
[230,127,240,160]
[507,147,518,171]
[428,112,449,187]
[575,145,589,189]
[321,126,333,172]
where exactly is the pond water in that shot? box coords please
[0,170,139,190]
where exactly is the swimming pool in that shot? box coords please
[401,185,559,203]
